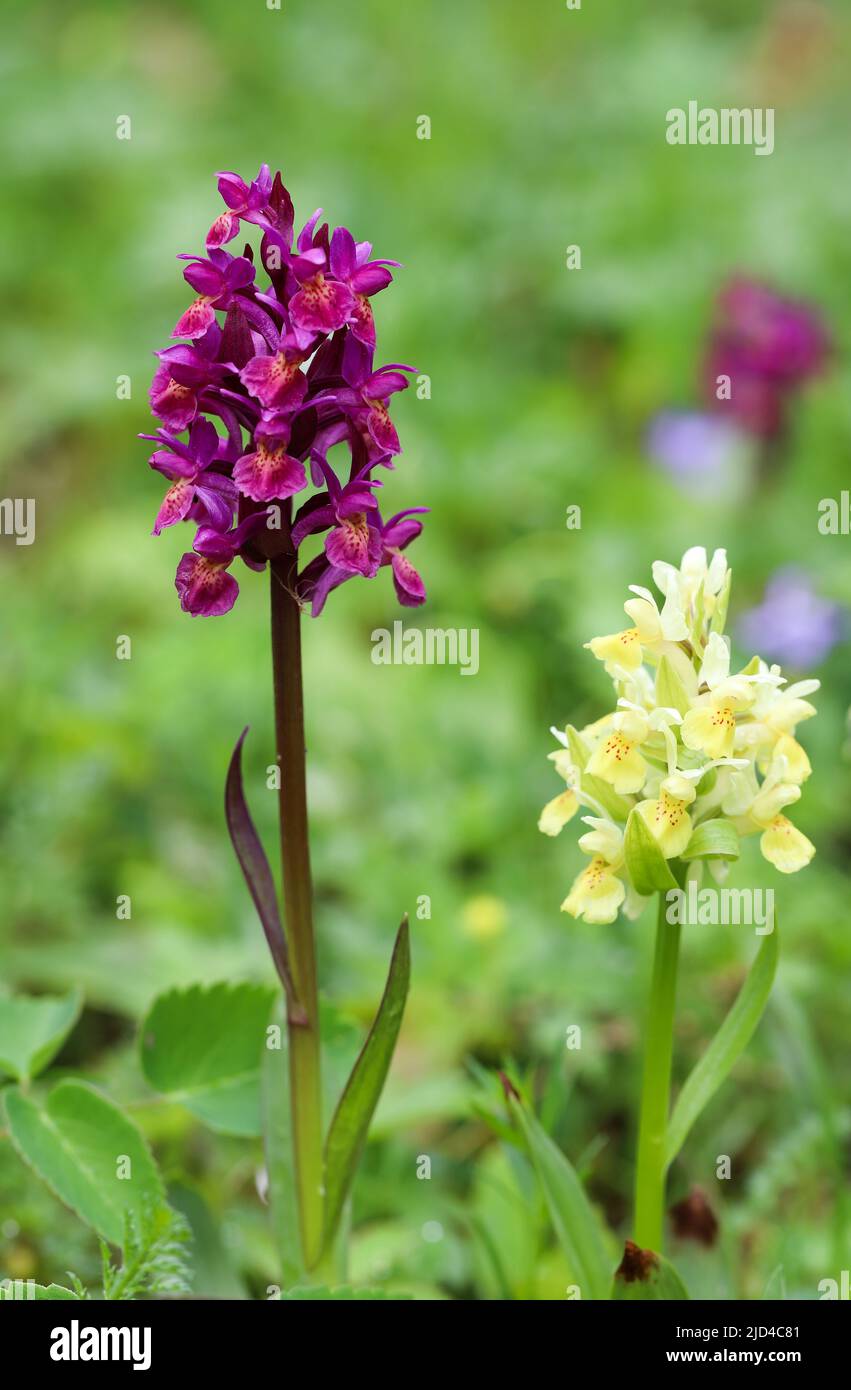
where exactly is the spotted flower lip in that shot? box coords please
[141,418,237,534]
[175,514,268,617]
[542,548,819,923]
[143,165,427,617]
[173,249,256,339]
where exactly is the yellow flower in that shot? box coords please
[759,816,815,874]
[462,895,508,940]
[561,855,626,924]
[585,627,642,671]
[585,710,649,794]
[682,678,754,759]
[771,732,811,784]
[538,790,579,836]
[635,784,694,859]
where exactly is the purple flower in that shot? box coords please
[173,249,256,339]
[647,411,747,498]
[175,515,267,618]
[326,226,399,349]
[292,460,383,576]
[150,328,232,431]
[297,507,428,616]
[704,278,830,439]
[737,568,844,669]
[143,166,427,617]
[233,416,308,504]
[141,417,237,535]
[207,164,274,249]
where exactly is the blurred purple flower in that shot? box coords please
[647,411,745,496]
[704,278,830,439]
[737,568,844,669]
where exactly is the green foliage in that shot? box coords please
[322,919,411,1252]
[680,819,740,861]
[0,990,82,1082]
[99,1205,191,1301]
[139,982,276,1137]
[510,1096,611,1301]
[4,1081,166,1246]
[666,925,780,1168]
[624,807,677,895]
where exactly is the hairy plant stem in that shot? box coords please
[634,892,681,1252]
[270,546,323,1271]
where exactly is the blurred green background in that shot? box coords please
[1,0,849,1299]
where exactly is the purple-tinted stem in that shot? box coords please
[269,523,324,1268]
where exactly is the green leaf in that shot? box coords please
[279,1285,411,1300]
[655,655,691,718]
[611,1242,690,1300]
[0,990,82,1082]
[510,1098,611,1301]
[665,924,779,1168]
[261,999,304,1288]
[624,808,677,896]
[0,1280,80,1300]
[140,981,275,1137]
[4,1081,165,1245]
[323,918,410,1251]
[680,818,740,862]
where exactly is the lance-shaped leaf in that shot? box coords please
[0,989,82,1082]
[225,727,305,1025]
[665,923,779,1168]
[322,918,410,1251]
[624,806,677,897]
[4,1081,165,1246]
[510,1096,611,1301]
[611,1241,690,1300]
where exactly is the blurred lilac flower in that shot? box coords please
[647,411,746,497]
[737,568,844,669]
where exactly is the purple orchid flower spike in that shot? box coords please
[141,417,238,535]
[174,249,256,339]
[207,163,273,249]
[175,513,267,617]
[144,165,426,619]
[233,414,308,503]
[292,459,384,576]
[328,226,399,349]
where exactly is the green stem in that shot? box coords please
[270,551,323,1270]
[634,892,681,1251]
